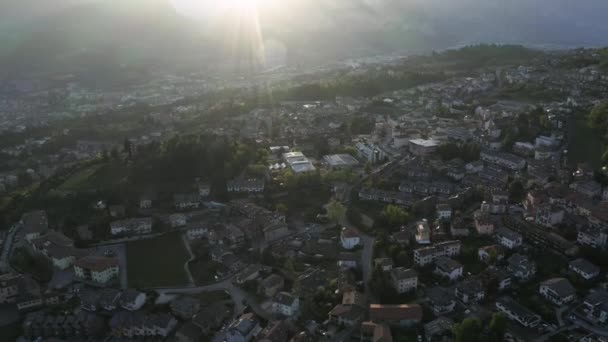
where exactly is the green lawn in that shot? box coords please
[57,163,129,192]
[127,232,191,288]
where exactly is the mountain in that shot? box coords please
[2,0,608,77]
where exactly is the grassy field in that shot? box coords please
[57,163,128,192]
[127,232,191,288]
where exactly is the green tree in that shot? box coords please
[508,180,525,203]
[327,200,347,223]
[382,205,409,227]
[365,162,372,174]
[453,318,482,342]
[488,313,507,342]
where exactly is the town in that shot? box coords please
[1,45,608,342]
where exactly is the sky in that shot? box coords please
[1,0,608,75]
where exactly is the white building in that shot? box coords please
[356,141,386,164]
[272,292,300,317]
[110,217,153,236]
[390,267,418,293]
[539,278,576,306]
[74,256,119,285]
[436,204,452,221]
[409,139,440,157]
[283,152,316,174]
[495,228,523,250]
[340,227,361,250]
[413,241,461,267]
[434,257,463,281]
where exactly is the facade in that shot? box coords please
[340,227,361,250]
[496,296,541,328]
[369,304,423,326]
[390,267,418,294]
[569,258,600,280]
[436,204,452,221]
[227,178,265,193]
[356,141,386,164]
[110,217,152,236]
[74,256,119,285]
[323,154,359,170]
[409,139,439,157]
[539,278,576,306]
[283,152,316,174]
[508,254,537,281]
[434,257,463,281]
[413,241,461,267]
[272,292,300,317]
[495,227,523,249]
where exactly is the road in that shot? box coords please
[0,223,21,273]
[360,233,375,300]
[155,276,272,322]
[180,233,195,286]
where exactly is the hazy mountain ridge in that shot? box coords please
[1,0,607,76]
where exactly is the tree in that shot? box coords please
[508,180,525,203]
[327,200,346,224]
[364,162,372,174]
[453,318,482,342]
[382,205,409,227]
[488,313,507,342]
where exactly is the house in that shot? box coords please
[409,139,439,157]
[480,150,526,170]
[186,223,208,240]
[227,178,265,193]
[170,296,201,320]
[21,210,49,242]
[434,257,463,281]
[496,296,541,328]
[340,227,361,250]
[120,290,147,311]
[577,226,608,249]
[264,223,291,243]
[224,312,262,342]
[73,256,119,285]
[569,258,600,280]
[426,287,456,315]
[175,322,204,342]
[539,278,576,306]
[30,231,84,270]
[236,264,264,284]
[478,245,505,264]
[369,304,423,326]
[482,268,513,291]
[360,321,393,342]
[272,292,300,317]
[338,252,359,269]
[329,303,366,326]
[454,278,485,304]
[110,217,152,236]
[99,288,122,311]
[583,290,608,324]
[342,290,366,307]
[198,182,211,197]
[415,220,431,244]
[535,205,565,227]
[474,212,495,235]
[465,161,484,174]
[495,227,523,250]
[174,193,201,210]
[413,240,461,266]
[357,141,387,163]
[0,274,20,303]
[259,274,285,297]
[507,254,536,281]
[424,317,455,342]
[169,213,187,228]
[374,258,394,272]
[436,204,452,221]
[257,320,290,342]
[323,154,359,170]
[390,267,418,294]
[293,268,327,296]
[109,311,177,338]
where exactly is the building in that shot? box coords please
[480,150,526,170]
[109,312,177,338]
[415,220,431,244]
[0,274,20,303]
[409,139,439,157]
[360,321,393,342]
[454,278,485,304]
[173,193,201,210]
[21,210,49,242]
[356,141,387,164]
[110,217,152,236]
[227,178,265,193]
[120,290,147,311]
[434,257,463,281]
[390,267,418,294]
[426,287,456,315]
[257,320,290,342]
[496,296,541,328]
[374,257,394,272]
[340,227,361,249]
[259,274,285,298]
[338,252,359,269]
[169,213,187,228]
[323,154,359,170]
[413,240,461,267]
[474,212,495,235]
[369,304,423,326]
[539,278,576,306]
[495,227,523,250]
[272,292,300,317]
[424,317,455,342]
[569,258,600,280]
[74,256,119,285]
[535,205,565,228]
[283,152,316,174]
[436,204,452,221]
[577,226,607,248]
[583,290,608,324]
[507,254,536,281]
[478,245,504,264]
[30,231,83,270]
[328,304,366,326]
